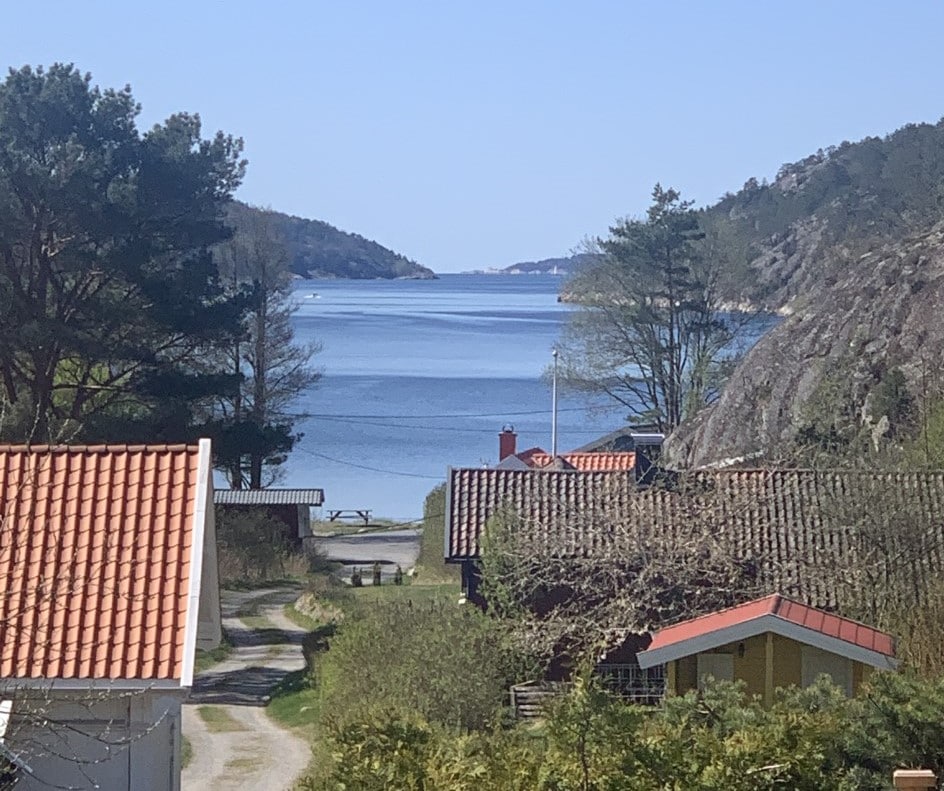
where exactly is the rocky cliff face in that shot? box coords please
[665,225,944,468]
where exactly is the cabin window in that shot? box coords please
[696,653,734,689]
[801,646,853,696]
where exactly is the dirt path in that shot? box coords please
[182,587,311,791]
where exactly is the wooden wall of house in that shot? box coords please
[667,634,875,700]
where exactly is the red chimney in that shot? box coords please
[499,425,517,460]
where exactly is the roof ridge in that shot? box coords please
[661,593,784,628]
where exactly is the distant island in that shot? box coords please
[228,202,436,280]
[462,253,599,276]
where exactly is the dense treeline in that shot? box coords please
[226,202,435,280]
[703,119,944,306]
[0,64,318,483]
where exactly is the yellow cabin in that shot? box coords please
[636,594,897,705]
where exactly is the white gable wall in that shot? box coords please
[9,690,183,791]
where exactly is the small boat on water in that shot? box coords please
[304,292,321,299]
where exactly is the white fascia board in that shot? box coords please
[0,678,185,693]
[637,617,770,668]
[636,614,898,671]
[181,438,212,689]
[768,618,899,671]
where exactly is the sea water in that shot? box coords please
[282,274,623,520]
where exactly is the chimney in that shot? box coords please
[632,432,664,485]
[499,425,517,461]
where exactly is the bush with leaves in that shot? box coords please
[215,507,293,584]
[310,672,944,791]
[319,599,533,733]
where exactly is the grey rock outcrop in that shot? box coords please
[665,225,944,468]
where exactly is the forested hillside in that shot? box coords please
[703,120,944,309]
[665,118,944,467]
[226,202,435,280]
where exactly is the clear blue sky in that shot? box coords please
[3,2,944,272]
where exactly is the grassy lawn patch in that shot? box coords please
[181,736,193,770]
[351,581,461,604]
[267,669,322,739]
[194,638,233,673]
[283,603,319,632]
[310,519,419,537]
[197,706,247,732]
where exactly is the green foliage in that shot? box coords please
[706,120,944,305]
[310,672,944,791]
[560,185,739,432]
[215,507,293,584]
[414,484,460,584]
[793,359,917,462]
[210,208,321,487]
[905,395,944,468]
[320,599,522,732]
[307,715,544,791]
[0,63,246,442]
[225,201,434,280]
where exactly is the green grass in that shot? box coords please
[224,756,259,772]
[351,581,461,604]
[197,706,247,732]
[194,638,233,673]
[181,736,193,770]
[414,484,461,584]
[283,603,319,632]
[267,669,322,739]
[310,518,419,536]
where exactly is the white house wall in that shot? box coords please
[197,469,223,652]
[9,690,183,791]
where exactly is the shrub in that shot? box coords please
[320,599,525,732]
[215,507,293,584]
[415,483,460,583]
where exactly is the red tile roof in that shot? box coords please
[515,447,545,466]
[446,467,944,612]
[0,443,208,683]
[530,452,636,471]
[647,594,896,658]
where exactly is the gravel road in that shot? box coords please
[182,588,311,791]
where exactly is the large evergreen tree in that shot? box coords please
[559,185,736,432]
[0,64,246,441]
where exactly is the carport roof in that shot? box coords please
[214,488,324,506]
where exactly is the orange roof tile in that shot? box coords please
[0,443,207,683]
[530,452,636,472]
[646,594,896,658]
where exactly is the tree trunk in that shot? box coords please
[249,281,268,489]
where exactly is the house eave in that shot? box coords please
[0,677,187,693]
[181,438,213,689]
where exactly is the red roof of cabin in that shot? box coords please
[0,444,206,682]
[530,451,636,471]
[648,594,895,657]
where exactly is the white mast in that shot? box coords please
[551,347,559,458]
